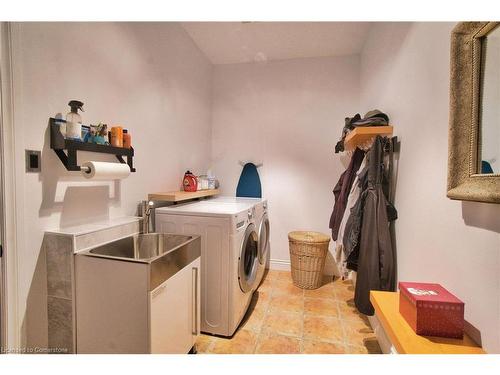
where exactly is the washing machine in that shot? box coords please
[253,199,270,289]
[155,200,259,337]
[204,197,269,288]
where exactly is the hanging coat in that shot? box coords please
[354,136,396,316]
[335,158,367,278]
[329,148,365,241]
[342,165,368,270]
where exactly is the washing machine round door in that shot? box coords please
[258,212,270,265]
[238,223,259,293]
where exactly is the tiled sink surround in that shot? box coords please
[196,270,381,354]
[44,217,142,353]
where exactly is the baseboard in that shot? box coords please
[268,258,340,276]
[268,259,291,271]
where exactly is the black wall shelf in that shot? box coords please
[49,118,136,172]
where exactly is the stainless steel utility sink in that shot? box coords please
[75,231,202,353]
[79,232,201,291]
[85,233,194,262]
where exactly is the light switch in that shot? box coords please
[25,150,41,173]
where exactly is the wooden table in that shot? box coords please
[370,291,485,354]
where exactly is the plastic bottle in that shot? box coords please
[197,175,209,190]
[183,171,198,192]
[123,129,131,149]
[65,100,84,141]
[110,126,123,147]
[207,169,216,190]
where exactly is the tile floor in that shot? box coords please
[195,270,382,354]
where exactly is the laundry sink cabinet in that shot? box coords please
[150,258,200,353]
[75,234,201,354]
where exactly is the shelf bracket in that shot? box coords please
[54,149,81,171]
[116,154,136,173]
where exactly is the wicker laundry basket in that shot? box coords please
[288,231,330,289]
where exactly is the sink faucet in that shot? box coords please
[142,200,154,234]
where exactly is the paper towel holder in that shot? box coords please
[49,117,136,173]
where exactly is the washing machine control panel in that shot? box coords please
[233,208,256,231]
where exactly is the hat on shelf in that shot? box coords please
[334,110,390,154]
[352,109,389,126]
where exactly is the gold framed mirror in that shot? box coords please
[448,22,500,203]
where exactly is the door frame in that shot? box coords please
[0,21,19,351]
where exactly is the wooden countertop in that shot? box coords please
[370,291,485,354]
[148,189,219,202]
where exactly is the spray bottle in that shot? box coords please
[65,100,84,141]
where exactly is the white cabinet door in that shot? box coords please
[149,258,200,354]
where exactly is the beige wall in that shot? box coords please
[9,22,212,348]
[360,22,500,353]
[5,21,500,354]
[210,56,360,272]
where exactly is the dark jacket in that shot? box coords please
[329,148,365,241]
[354,136,396,316]
[342,165,368,264]
[343,147,396,271]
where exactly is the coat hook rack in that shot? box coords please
[238,160,263,168]
[344,135,398,156]
[343,126,394,153]
[49,118,136,172]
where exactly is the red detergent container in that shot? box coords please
[183,170,198,192]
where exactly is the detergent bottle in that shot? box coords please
[183,171,198,192]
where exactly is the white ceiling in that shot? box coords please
[181,22,373,65]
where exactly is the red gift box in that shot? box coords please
[399,282,464,339]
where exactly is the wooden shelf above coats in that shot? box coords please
[344,126,393,151]
[148,189,219,203]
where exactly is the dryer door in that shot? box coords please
[258,212,270,265]
[238,223,258,293]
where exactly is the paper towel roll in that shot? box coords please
[81,161,131,180]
